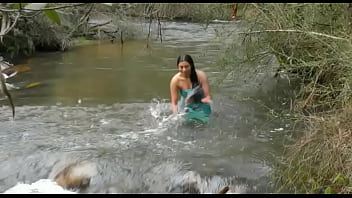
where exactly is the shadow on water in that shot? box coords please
[0,20,294,193]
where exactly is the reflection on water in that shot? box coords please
[0,21,292,193]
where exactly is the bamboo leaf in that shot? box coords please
[44,10,61,25]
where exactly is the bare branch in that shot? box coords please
[21,11,42,18]
[66,4,95,39]
[238,29,350,42]
[0,3,87,12]
[0,12,20,37]
[79,3,94,24]
[89,20,112,29]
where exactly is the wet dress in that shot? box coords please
[178,86,211,123]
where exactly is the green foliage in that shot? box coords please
[324,187,334,194]
[44,10,61,25]
[23,3,61,25]
[332,173,349,186]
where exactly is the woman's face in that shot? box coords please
[178,61,191,77]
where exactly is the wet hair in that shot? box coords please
[177,54,199,88]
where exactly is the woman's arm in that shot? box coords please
[197,70,212,104]
[170,76,179,114]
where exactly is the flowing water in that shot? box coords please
[0,20,294,193]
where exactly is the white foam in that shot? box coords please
[4,179,76,194]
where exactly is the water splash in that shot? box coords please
[148,98,185,130]
[4,179,76,194]
[3,159,251,194]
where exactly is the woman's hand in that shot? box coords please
[201,96,212,104]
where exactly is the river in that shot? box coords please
[0,20,294,193]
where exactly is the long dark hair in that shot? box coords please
[177,54,199,88]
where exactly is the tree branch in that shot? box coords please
[0,12,20,37]
[238,29,350,41]
[0,3,87,12]
[66,4,94,39]
[89,20,112,29]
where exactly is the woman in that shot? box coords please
[169,54,212,123]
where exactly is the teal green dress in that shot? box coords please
[178,89,212,123]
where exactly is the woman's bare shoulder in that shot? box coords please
[170,73,180,84]
[196,69,206,74]
[196,69,207,79]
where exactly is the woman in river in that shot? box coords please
[169,54,212,123]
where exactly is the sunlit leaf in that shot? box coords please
[24,3,48,11]
[25,82,42,89]
[44,10,61,25]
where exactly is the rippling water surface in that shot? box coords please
[0,20,293,193]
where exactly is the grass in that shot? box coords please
[232,3,352,193]
[274,107,352,193]
[210,3,352,193]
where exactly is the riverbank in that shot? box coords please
[239,3,352,194]
[0,3,235,62]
